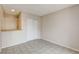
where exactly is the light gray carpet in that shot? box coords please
[1,39,79,54]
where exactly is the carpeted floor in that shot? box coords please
[1,39,79,54]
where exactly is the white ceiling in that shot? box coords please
[4,4,75,16]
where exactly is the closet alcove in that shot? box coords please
[0,5,22,32]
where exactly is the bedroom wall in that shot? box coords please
[0,34,2,52]
[41,5,79,51]
[1,12,41,48]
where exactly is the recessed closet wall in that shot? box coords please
[1,12,41,48]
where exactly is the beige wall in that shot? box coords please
[42,5,79,51]
[0,34,2,52]
[1,12,41,48]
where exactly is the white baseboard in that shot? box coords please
[2,39,40,49]
[43,39,79,52]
